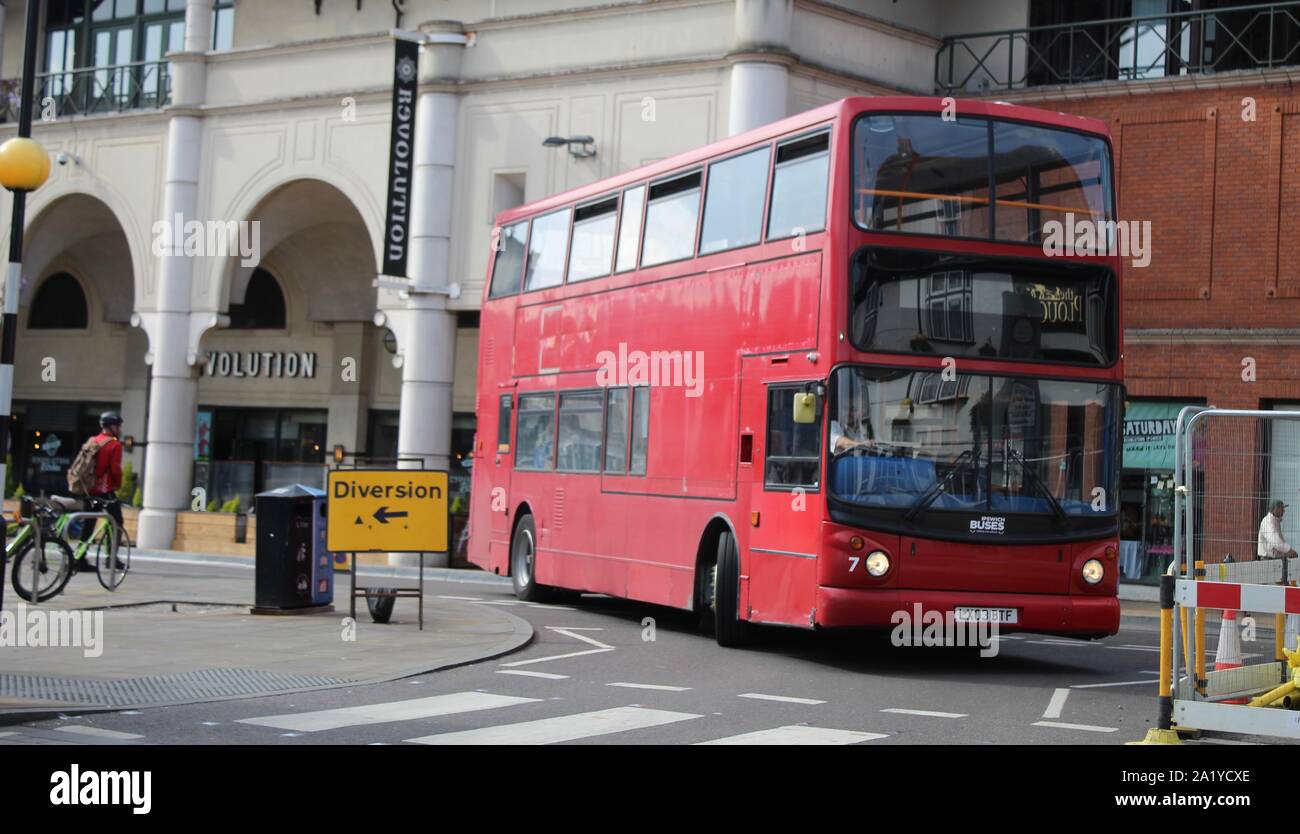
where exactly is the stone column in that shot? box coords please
[390,23,466,567]
[135,0,210,549]
[727,0,792,136]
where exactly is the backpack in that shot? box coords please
[67,436,110,496]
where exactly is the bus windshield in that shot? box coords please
[827,365,1120,518]
[853,113,1112,243]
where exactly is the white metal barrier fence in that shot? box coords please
[1159,407,1300,741]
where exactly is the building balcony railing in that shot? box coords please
[936,1,1300,94]
[0,60,172,123]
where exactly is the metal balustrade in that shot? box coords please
[936,1,1300,94]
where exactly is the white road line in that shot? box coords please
[526,605,574,611]
[404,706,701,745]
[238,692,538,732]
[55,726,144,741]
[1032,720,1119,733]
[0,731,17,738]
[607,682,691,692]
[437,595,482,601]
[1043,688,1070,719]
[496,670,569,680]
[697,726,887,745]
[476,600,527,606]
[738,693,826,705]
[881,708,967,719]
[1109,645,1160,652]
[1027,640,1093,647]
[499,647,615,667]
[1071,679,1160,689]
[546,627,614,649]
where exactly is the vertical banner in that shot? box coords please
[381,34,420,278]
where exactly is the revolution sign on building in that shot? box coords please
[327,470,449,553]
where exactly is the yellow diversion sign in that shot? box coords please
[326,470,449,553]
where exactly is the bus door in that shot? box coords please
[741,362,823,626]
[487,385,517,568]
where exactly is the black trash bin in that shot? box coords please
[254,484,333,611]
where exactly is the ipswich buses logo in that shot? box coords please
[969,515,1006,534]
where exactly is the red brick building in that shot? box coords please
[1028,82,1300,580]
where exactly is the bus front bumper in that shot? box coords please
[814,586,1120,638]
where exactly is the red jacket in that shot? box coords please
[91,432,123,495]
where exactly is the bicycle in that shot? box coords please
[5,495,132,602]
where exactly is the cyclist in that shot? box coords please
[66,411,127,572]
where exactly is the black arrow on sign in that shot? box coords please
[373,506,409,524]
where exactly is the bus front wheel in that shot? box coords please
[712,530,749,647]
[510,515,549,602]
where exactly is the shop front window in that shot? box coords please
[1119,399,1203,584]
[198,406,327,510]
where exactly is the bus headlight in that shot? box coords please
[1082,559,1105,585]
[865,550,891,577]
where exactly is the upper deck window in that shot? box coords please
[768,132,829,240]
[853,113,1112,245]
[641,171,702,267]
[488,219,528,298]
[524,207,572,291]
[568,196,618,283]
[700,146,770,255]
[614,186,646,273]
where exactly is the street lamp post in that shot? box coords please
[0,0,50,614]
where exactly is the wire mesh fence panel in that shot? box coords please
[1187,412,1300,589]
[1173,409,1300,719]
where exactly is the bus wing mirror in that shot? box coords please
[793,392,817,425]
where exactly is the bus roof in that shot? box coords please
[493,95,1113,228]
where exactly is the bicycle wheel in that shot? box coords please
[94,525,131,591]
[10,536,75,602]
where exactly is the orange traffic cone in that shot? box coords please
[1215,609,1247,704]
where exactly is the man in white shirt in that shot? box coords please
[1257,500,1297,560]
[830,403,874,453]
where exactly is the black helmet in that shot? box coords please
[100,411,123,428]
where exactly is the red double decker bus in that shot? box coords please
[468,96,1123,645]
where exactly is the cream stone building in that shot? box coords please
[0,0,1027,554]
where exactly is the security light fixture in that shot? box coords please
[542,135,597,159]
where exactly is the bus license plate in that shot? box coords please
[954,607,1018,625]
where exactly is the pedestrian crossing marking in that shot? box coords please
[696,726,887,745]
[404,706,701,745]
[238,692,539,732]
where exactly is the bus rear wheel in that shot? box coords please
[712,530,749,647]
[510,514,550,602]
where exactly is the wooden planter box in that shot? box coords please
[171,511,256,556]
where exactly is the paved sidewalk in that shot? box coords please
[0,552,531,722]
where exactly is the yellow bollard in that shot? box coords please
[1130,574,1181,745]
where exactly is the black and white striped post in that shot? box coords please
[0,0,51,614]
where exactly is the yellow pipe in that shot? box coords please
[1180,607,1191,683]
[1159,602,1173,700]
[1248,681,1295,709]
